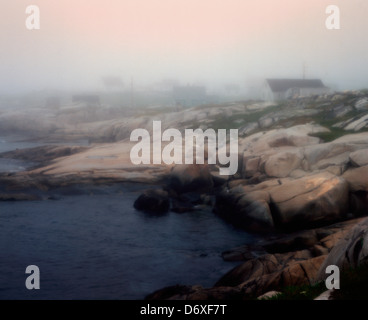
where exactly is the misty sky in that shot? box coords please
[0,0,367,94]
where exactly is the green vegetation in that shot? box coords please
[260,282,326,300]
[309,127,353,143]
[182,94,368,141]
[308,108,368,142]
[207,104,282,131]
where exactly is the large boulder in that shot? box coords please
[168,164,213,194]
[303,143,354,171]
[317,217,368,282]
[264,149,303,178]
[342,165,368,192]
[239,124,327,158]
[341,166,368,215]
[133,189,170,213]
[215,250,326,297]
[268,172,349,229]
[243,156,261,178]
[350,149,368,167]
[214,187,274,232]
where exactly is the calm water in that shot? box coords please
[0,136,89,172]
[0,137,255,300]
[0,185,254,300]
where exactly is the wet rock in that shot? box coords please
[171,199,195,213]
[221,244,264,262]
[133,189,170,213]
[0,193,41,201]
[168,164,213,194]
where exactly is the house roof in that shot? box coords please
[266,79,326,92]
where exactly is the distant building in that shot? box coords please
[173,85,207,107]
[72,94,100,106]
[263,79,330,102]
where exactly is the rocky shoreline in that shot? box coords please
[1,90,368,299]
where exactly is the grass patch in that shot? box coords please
[307,108,368,142]
[208,104,282,131]
[309,128,353,142]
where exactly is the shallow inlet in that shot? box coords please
[0,136,257,300]
[0,183,256,299]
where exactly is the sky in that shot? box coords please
[0,0,367,94]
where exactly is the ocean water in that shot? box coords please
[0,137,255,300]
[0,184,254,300]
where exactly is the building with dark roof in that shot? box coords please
[264,79,330,102]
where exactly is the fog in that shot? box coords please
[0,0,367,97]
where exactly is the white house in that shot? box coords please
[263,79,330,102]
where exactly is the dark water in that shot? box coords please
[0,183,255,300]
[0,136,256,300]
